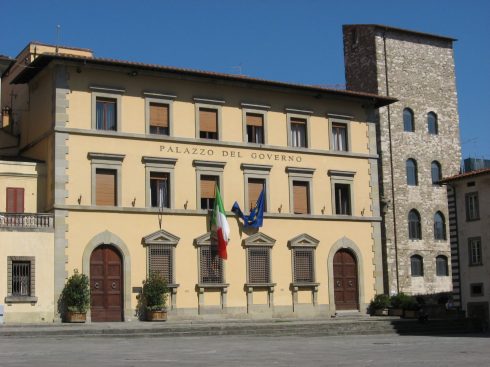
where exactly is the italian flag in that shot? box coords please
[211,185,230,260]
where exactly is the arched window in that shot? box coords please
[427,112,438,135]
[403,108,414,132]
[411,255,424,276]
[408,209,422,240]
[431,161,442,185]
[436,255,448,276]
[406,159,418,186]
[434,211,446,240]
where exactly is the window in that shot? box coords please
[89,152,124,206]
[199,245,224,284]
[96,97,117,131]
[469,237,482,266]
[335,184,351,215]
[431,161,442,185]
[7,256,36,302]
[6,187,24,213]
[466,192,480,221]
[149,102,169,135]
[436,255,449,276]
[292,181,310,214]
[149,245,173,283]
[246,113,264,144]
[143,156,176,209]
[293,248,314,282]
[427,112,438,135]
[433,211,446,240]
[470,283,484,297]
[95,168,117,206]
[408,209,422,240]
[410,255,424,276]
[241,163,271,212]
[150,172,169,208]
[200,175,219,210]
[403,108,414,132]
[248,247,271,284]
[332,123,348,151]
[290,117,307,148]
[248,178,266,212]
[406,159,418,186]
[199,108,218,140]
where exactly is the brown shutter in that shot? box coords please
[290,117,306,125]
[6,187,24,213]
[293,181,309,214]
[150,103,169,128]
[96,169,116,206]
[246,113,263,127]
[200,175,217,199]
[248,178,264,209]
[199,108,218,133]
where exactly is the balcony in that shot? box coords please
[0,213,54,230]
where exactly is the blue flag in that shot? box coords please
[232,190,265,228]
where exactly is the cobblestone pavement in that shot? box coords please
[0,333,488,367]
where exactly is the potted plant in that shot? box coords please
[60,269,90,323]
[141,272,169,321]
[369,294,391,316]
[401,296,420,319]
[389,293,411,317]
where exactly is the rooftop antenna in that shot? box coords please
[56,25,61,54]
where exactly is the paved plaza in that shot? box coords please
[0,333,488,367]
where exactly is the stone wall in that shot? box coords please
[343,25,462,295]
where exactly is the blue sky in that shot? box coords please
[1,0,488,159]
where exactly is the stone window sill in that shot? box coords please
[5,296,38,304]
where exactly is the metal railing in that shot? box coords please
[0,213,54,229]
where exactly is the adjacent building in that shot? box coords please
[0,41,394,322]
[343,25,461,295]
[441,168,490,323]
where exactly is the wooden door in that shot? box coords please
[90,245,123,322]
[333,249,359,310]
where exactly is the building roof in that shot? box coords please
[440,168,490,184]
[11,53,397,108]
[344,24,457,42]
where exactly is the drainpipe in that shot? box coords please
[382,30,400,294]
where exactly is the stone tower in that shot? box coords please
[343,25,461,296]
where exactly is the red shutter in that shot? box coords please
[6,187,24,213]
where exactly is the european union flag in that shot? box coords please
[231,190,265,228]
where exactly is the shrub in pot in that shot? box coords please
[369,294,391,316]
[401,296,420,318]
[141,272,169,321]
[389,293,412,316]
[59,269,90,322]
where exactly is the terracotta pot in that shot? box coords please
[65,311,86,323]
[374,308,389,316]
[388,308,404,317]
[147,310,167,322]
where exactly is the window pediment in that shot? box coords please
[244,232,276,247]
[288,233,319,248]
[142,229,180,246]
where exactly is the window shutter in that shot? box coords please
[293,181,309,214]
[96,169,116,206]
[6,187,24,213]
[150,103,169,128]
[200,176,217,199]
[291,117,306,125]
[246,113,263,127]
[248,178,264,209]
[199,108,218,133]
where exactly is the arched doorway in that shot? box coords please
[90,245,123,322]
[333,249,359,310]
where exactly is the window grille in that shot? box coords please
[200,246,223,284]
[148,245,173,283]
[248,247,270,283]
[12,261,31,296]
[293,249,314,282]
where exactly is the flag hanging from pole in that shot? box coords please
[211,185,230,260]
[231,189,265,228]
